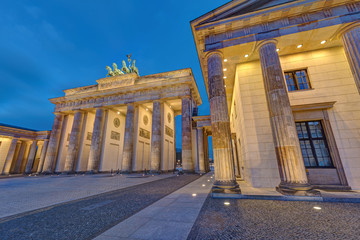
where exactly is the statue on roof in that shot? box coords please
[105,54,140,77]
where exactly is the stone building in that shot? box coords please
[191,0,360,193]
[0,124,50,175]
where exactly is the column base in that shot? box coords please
[86,170,98,174]
[212,180,241,194]
[276,182,321,196]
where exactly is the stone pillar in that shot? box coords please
[203,131,209,172]
[340,23,360,94]
[64,111,84,173]
[150,101,161,173]
[14,142,27,173]
[258,40,318,196]
[122,104,135,172]
[2,138,18,174]
[87,108,105,173]
[37,140,49,173]
[231,134,241,178]
[197,128,205,173]
[181,97,193,172]
[42,113,64,173]
[207,52,240,193]
[25,141,38,174]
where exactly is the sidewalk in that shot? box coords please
[95,173,214,240]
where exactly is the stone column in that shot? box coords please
[258,40,318,196]
[150,101,161,173]
[181,97,193,172]
[14,142,27,173]
[203,130,209,172]
[37,140,49,173]
[87,108,105,173]
[207,52,240,193]
[64,111,84,173]
[197,128,205,173]
[42,113,64,173]
[25,141,38,174]
[340,23,360,94]
[2,138,18,174]
[122,104,135,172]
[231,134,241,178]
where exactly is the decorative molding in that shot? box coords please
[291,101,336,112]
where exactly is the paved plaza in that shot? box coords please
[1,173,360,240]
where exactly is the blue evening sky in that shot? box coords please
[0,0,228,155]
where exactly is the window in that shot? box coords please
[296,121,333,168]
[284,69,311,91]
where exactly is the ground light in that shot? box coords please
[313,206,321,210]
[192,193,197,197]
[202,184,205,187]
[224,201,230,206]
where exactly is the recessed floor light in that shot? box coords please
[313,206,321,210]
[224,201,230,205]
[321,40,326,44]
[207,179,210,182]
[192,193,197,197]
[297,44,303,48]
[202,184,206,187]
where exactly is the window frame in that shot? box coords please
[284,69,312,92]
[296,120,334,169]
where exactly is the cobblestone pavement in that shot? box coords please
[188,197,360,240]
[0,174,199,240]
[0,173,173,218]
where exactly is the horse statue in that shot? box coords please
[121,60,131,74]
[106,66,115,77]
[112,63,124,75]
[130,60,139,75]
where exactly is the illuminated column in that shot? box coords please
[64,110,84,173]
[25,141,38,174]
[122,104,135,172]
[37,140,49,173]
[181,96,193,172]
[2,138,18,174]
[87,108,105,173]
[259,40,318,195]
[42,113,64,173]
[14,141,27,173]
[197,127,205,173]
[150,101,161,173]
[203,130,209,172]
[340,22,360,94]
[207,52,240,193]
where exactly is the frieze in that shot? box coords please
[139,128,150,139]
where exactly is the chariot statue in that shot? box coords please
[105,54,140,77]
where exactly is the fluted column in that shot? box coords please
[207,52,240,193]
[150,101,161,173]
[87,108,105,173]
[259,40,318,195]
[122,104,135,172]
[197,128,205,173]
[25,141,38,174]
[2,138,18,174]
[42,113,64,173]
[203,131,209,172]
[14,141,27,173]
[181,97,193,172]
[340,22,360,94]
[37,140,49,173]
[64,111,84,173]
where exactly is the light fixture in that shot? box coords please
[224,85,226,88]
[297,44,303,48]
[223,68,227,72]
[146,108,149,111]
[321,40,326,44]
[224,59,228,62]
[276,48,280,52]
[192,193,197,197]
[313,206,322,210]
[223,76,227,79]
[117,111,120,115]
[210,176,213,179]
[202,184,206,187]
[207,179,210,182]
[224,201,230,206]
[244,54,249,58]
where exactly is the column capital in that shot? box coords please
[337,21,360,38]
[256,39,278,51]
[205,50,224,62]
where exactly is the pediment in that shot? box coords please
[196,0,298,25]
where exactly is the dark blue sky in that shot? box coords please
[0,0,227,153]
